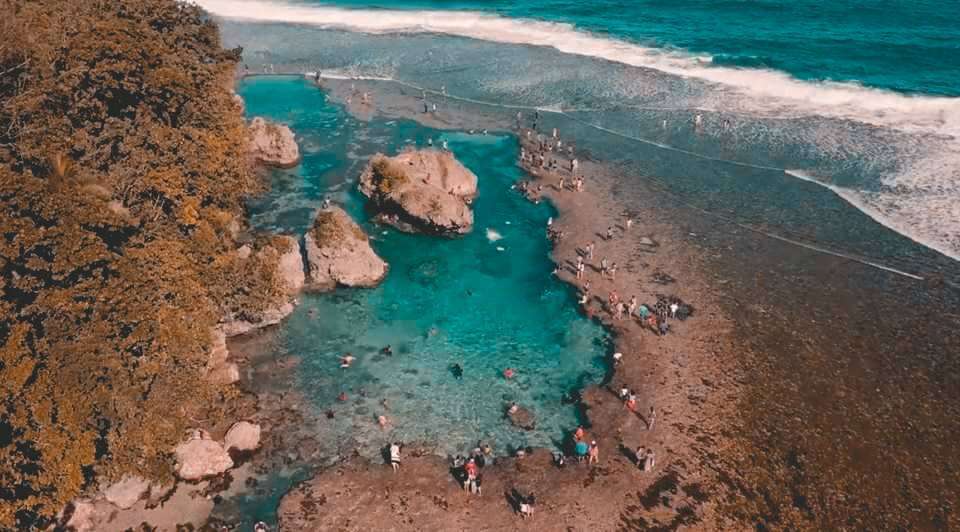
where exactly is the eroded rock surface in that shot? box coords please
[248,117,300,168]
[304,207,388,290]
[359,149,478,235]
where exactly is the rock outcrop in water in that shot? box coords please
[248,117,300,167]
[359,149,478,236]
[220,235,305,337]
[304,206,388,290]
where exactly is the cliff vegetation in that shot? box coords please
[0,0,283,527]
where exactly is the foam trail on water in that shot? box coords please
[199,0,960,135]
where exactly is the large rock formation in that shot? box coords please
[303,207,388,290]
[248,117,300,168]
[220,235,304,337]
[358,149,478,236]
[174,435,234,481]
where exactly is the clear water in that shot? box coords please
[240,76,609,457]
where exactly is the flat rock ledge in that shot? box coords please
[359,149,478,236]
[248,117,300,168]
[304,206,388,290]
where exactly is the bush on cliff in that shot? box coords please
[0,0,283,527]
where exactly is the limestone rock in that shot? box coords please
[249,117,300,168]
[205,329,239,384]
[274,235,305,294]
[61,499,97,532]
[174,436,234,481]
[102,475,150,509]
[303,207,388,290]
[224,421,262,452]
[220,237,303,337]
[359,149,478,235]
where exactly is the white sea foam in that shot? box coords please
[201,0,960,135]
[486,228,504,242]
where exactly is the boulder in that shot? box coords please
[249,117,300,168]
[303,207,388,290]
[224,421,262,452]
[174,436,234,481]
[102,475,150,509]
[61,499,97,532]
[507,405,536,431]
[358,149,478,235]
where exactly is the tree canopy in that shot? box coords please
[0,1,282,527]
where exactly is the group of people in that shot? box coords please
[451,441,494,495]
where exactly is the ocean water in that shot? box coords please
[204,0,960,273]
[239,75,609,457]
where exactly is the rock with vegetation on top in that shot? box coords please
[224,421,262,452]
[248,117,300,168]
[304,207,388,290]
[359,149,478,235]
[174,436,234,481]
[102,475,150,509]
[220,235,305,337]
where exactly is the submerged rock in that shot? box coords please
[248,117,300,168]
[359,149,478,235]
[507,405,536,430]
[304,206,388,290]
[174,436,234,481]
[224,421,262,452]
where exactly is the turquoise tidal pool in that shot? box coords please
[238,76,610,460]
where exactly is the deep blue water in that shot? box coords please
[308,0,960,96]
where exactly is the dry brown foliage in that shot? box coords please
[0,0,282,527]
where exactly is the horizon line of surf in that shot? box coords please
[198,0,960,136]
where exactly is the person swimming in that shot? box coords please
[339,354,355,368]
[381,345,393,356]
[451,363,464,379]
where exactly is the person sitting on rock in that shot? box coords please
[508,402,519,415]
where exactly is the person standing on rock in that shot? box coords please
[390,442,402,473]
[609,263,618,281]
[606,226,614,240]
[600,257,608,276]
[588,440,599,464]
[647,406,656,431]
[625,217,633,230]
[644,449,656,472]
